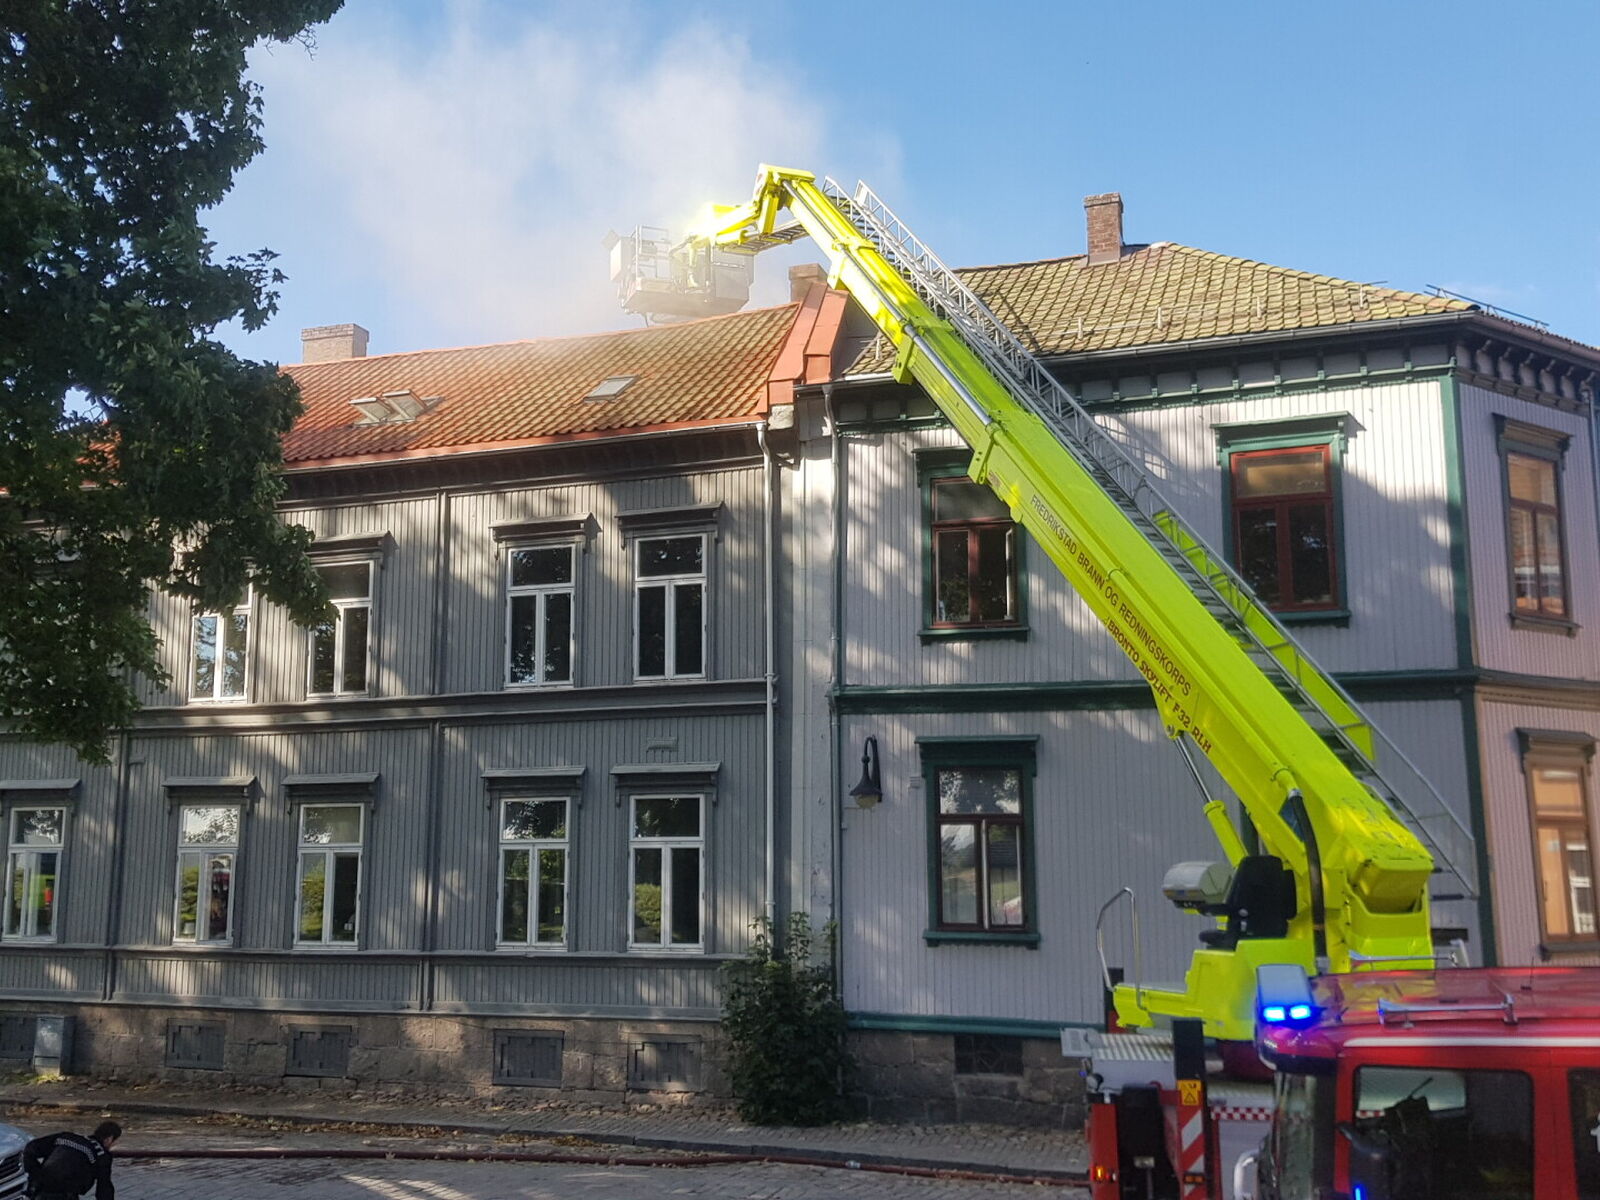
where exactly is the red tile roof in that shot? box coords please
[280,300,809,467]
[849,242,1476,373]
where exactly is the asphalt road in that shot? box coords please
[76,1114,1082,1199]
[116,1156,1078,1199]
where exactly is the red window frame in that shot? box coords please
[1229,444,1339,612]
[929,477,1019,628]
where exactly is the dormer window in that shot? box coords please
[584,375,637,402]
[350,390,439,425]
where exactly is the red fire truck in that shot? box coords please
[1084,963,1600,1200]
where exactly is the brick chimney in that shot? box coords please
[1084,193,1124,265]
[301,323,370,363]
[789,263,829,301]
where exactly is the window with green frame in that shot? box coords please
[1496,416,1574,630]
[1215,416,1351,624]
[917,449,1027,641]
[918,736,1039,945]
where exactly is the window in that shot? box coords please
[928,474,1020,629]
[4,808,62,941]
[934,765,1027,931]
[1230,445,1338,612]
[635,536,704,679]
[308,562,371,696]
[295,804,363,945]
[506,546,573,686]
[919,736,1038,943]
[1521,731,1598,943]
[190,592,250,701]
[1498,417,1571,623]
[1266,1071,1333,1199]
[629,796,701,949]
[1351,1066,1533,1199]
[1569,1068,1600,1199]
[497,798,568,947]
[174,805,239,944]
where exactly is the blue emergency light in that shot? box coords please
[1256,964,1319,1027]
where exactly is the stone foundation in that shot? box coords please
[0,1005,1084,1128]
[847,1030,1085,1128]
[0,1004,727,1107]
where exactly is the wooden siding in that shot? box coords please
[434,716,766,958]
[431,956,724,1017]
[837,709,1215,1026]
[1478,699,1600,967]
[0,949,104,999]
[841,380,1457,690]
[838,699,1483,1024]
[1113,381,1457,673]
[1459,384,1600,680]
[116,953,419,1010]
[139,464,769,712]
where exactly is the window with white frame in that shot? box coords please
[635,535,705,679]
[4,808,63,941]
[497,798,568,947]
[629,795,702,949]
[191,592,251,701]
[506,546,574,686]
[174,805,239,944]
[309,562,371,696]
[295,804,363,945]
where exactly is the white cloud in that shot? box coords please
[244,1,871,349]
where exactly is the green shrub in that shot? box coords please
[720,913,851,1125]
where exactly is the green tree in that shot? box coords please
[1,1,341,762]
[721,914,852,1125]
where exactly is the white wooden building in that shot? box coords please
[783,194,1600,1123]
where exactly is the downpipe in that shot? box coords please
[756,421,777,932]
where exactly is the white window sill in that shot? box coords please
[626,944,706,955]
[493,943,569,954]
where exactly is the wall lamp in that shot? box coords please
[849,736,882,809]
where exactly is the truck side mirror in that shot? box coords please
[1336,1121,1394,1200]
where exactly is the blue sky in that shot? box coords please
[211,0,1600,366]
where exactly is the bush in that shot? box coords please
[720,913,851,1125]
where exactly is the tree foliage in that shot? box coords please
[1,1,342,760]
[720,914,851,1125]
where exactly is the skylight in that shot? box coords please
[349,390,440,425]
[584,375,637,402]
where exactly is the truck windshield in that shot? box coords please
[1572,1069,1600,1200]
[1351,1066,1532,1200]
[1268,1070,1333,1195]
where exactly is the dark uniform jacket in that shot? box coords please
[22,1131,113,1200]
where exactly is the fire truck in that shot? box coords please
[617,166,1600,1199]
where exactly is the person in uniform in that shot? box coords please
[22,1120,120,1200]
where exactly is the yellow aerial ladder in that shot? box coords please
[646,165,1476,1043]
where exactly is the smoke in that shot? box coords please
[233,2,876,357]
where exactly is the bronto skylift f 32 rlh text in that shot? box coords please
[616,165,1600,1199]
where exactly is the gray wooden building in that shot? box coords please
[787,195,1600,1125]
[0,274,844,1099]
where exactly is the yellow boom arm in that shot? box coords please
[688,166,1441,1040]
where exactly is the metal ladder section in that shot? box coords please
[820,177,1478,904]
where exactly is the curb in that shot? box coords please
[0,1095,1089,1188]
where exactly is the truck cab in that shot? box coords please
[1252,967,1600,1199]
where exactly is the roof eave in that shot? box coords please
[281,416,767,474]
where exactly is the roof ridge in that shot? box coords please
[283,298,802,371]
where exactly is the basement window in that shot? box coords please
[584,375,637,402]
